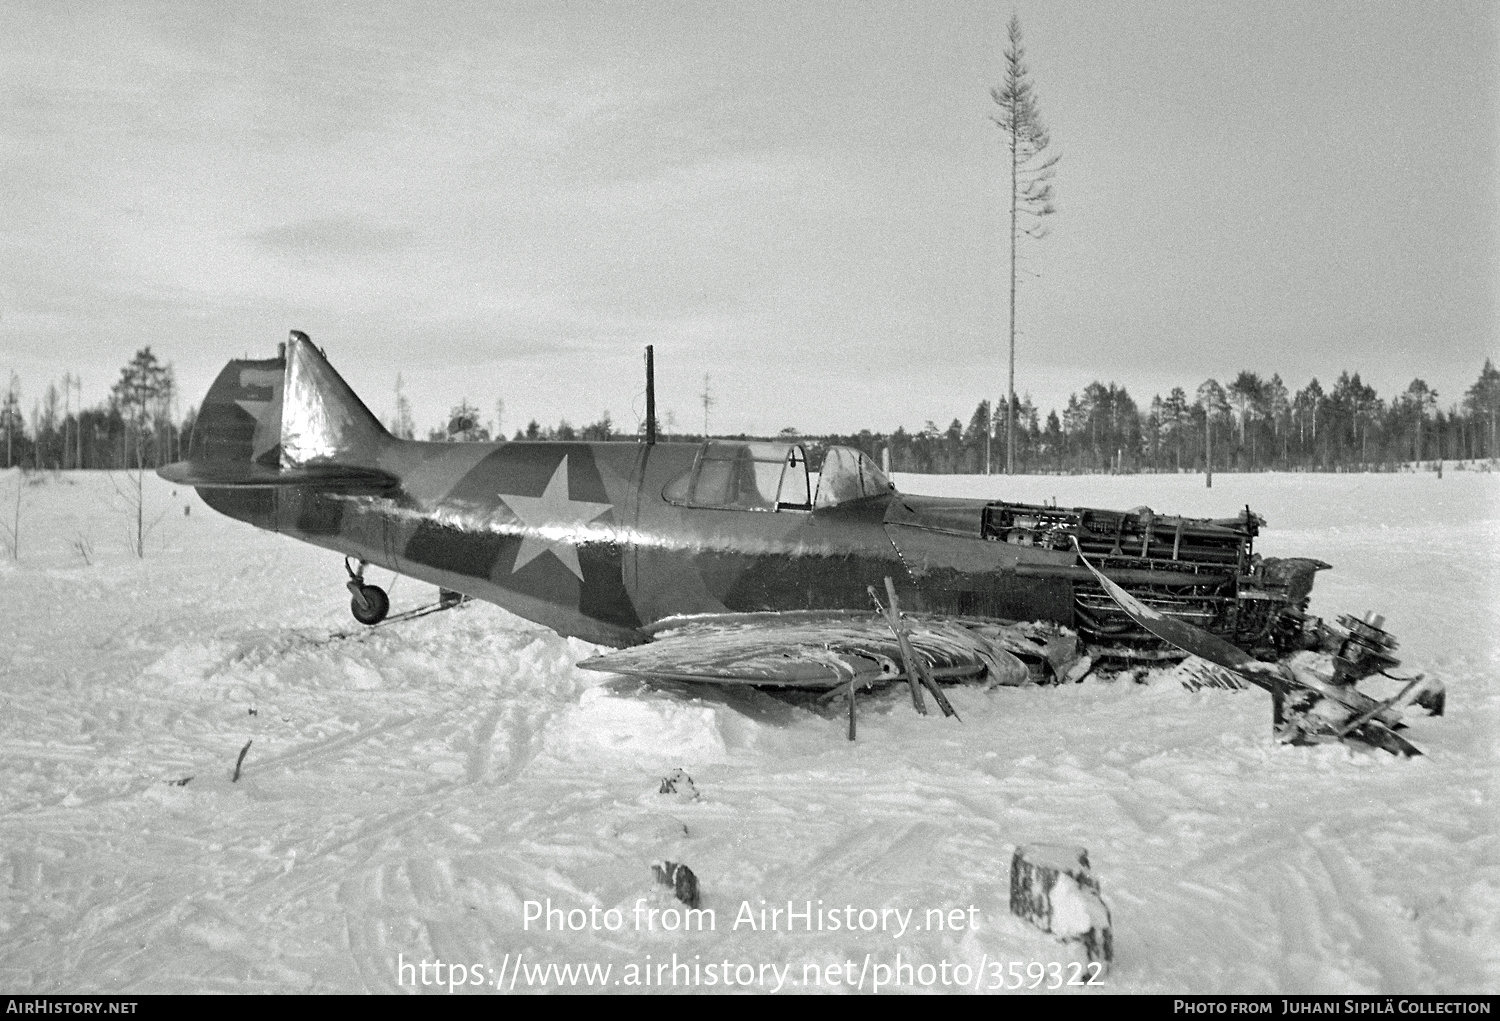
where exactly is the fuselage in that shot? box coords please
[174,338,1313,662]
[197,437,1083,647]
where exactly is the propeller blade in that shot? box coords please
[1071,540,1273,692]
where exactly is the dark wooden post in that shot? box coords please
[644,345,657,445]
[1205,418,1213,488]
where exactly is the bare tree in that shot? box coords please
[1197,379,1230,487]
[110,467,166,558]
[61,372,74,469]
[991,14,1058,475]
[71,529,94,566]
[1,372,21,468]
[110,348,172,556]
[699,374,716,438]
[39,382,60,470]
[391,373,416,439]
[72,374,84,468]
[0,468,24,560]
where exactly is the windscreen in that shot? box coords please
[814,446,892,508]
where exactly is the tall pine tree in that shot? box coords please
[991,15,1058,475]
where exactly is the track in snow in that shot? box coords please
[0,469,1495,993]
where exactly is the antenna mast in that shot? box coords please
[644,345,657,445]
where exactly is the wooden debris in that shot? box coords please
[878,578,959,719]
[1009,844,1112,970]
[922,672,957,718]
[651,861,701,909]
[870,583,926,715]
[232,739,252,783]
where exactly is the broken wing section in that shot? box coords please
[576,611,1050,689]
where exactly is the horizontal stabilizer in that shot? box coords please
[158,460,398,492]
[578,611,1029,689]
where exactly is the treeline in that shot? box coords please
[814,363,1500,474]
[2,349,189,470]
[487,360,1500,477]
[6,353,1499,475]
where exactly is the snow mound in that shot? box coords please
[0,470,1494,994]
[543,685,735,764]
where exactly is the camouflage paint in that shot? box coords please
[166,337,1298,656]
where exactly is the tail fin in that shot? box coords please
[160,331,397,491]
[279,330,389,469]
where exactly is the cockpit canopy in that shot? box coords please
[663,442,892,512]
[662,441,808,511]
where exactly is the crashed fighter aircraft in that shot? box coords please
[160,333,1443,752]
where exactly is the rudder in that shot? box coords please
[190,354,285,466]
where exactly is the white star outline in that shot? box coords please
[497,455,614,581]
[234,367,282,462]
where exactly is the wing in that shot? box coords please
[576,610,1046,689]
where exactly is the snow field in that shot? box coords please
[0,468,1495,993]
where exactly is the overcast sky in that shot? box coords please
[2,1,1495,438]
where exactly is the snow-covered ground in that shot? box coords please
[0,467,1495,994]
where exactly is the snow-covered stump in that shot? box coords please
[658,768,699,802]
[1009,844,1113,970]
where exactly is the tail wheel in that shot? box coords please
[351,585,389,626]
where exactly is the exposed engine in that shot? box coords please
[981,500,1328,664]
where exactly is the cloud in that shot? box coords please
[2,4,1492,438]
[249,218,418,257]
